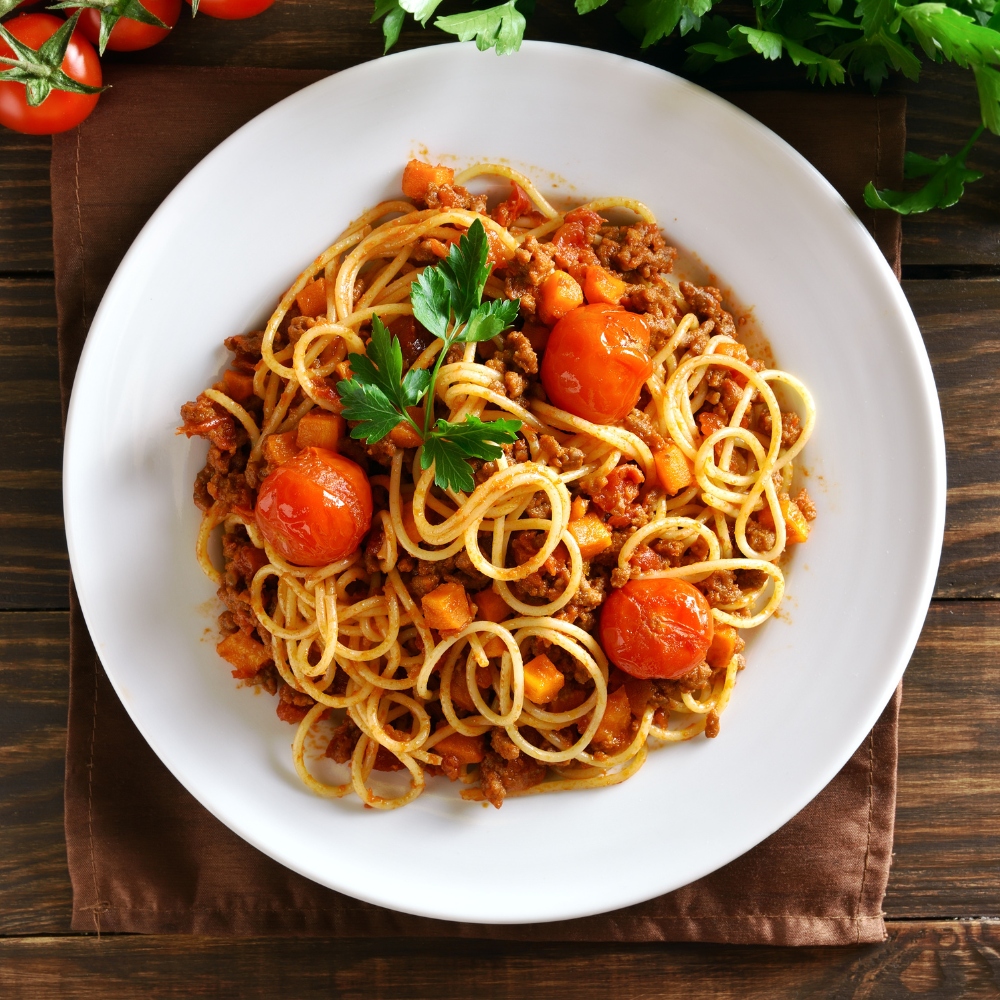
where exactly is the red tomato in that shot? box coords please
[540,304,653,424]
[184,0,274,19]
[0,14,101,135]
[255,447,373,567]
[599,578,714,680]
[77,0,181,52]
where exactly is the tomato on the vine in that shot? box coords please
[0,13,102,135]
[75,0,181,53]
[599,577,714,680]
[184,0,274,19]
[255,447,373,567]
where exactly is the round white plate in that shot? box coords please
[64,41,945,924]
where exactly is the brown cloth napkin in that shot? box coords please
[56,65,905,944]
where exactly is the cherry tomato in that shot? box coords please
[77,0,181,52]
[255,447,373,567]
[599,578,714,680]
[540,304,653,424]
[0,14,101,135]
[184,0,274,19]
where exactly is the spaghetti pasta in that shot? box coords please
[179,160,816,810]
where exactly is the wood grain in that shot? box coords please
[0,130,52,274]
[888,602,1000,918]
[0,280,67,610]
[906,279,1000,599]
[2,921,1000,999]
[0,612,71,934]
[1,603,997,935]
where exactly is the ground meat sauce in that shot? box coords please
[179,171,814,808]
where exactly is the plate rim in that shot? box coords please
[63,40,946,924]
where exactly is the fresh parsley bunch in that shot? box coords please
[373,0,998,214]
[337,218,523,494]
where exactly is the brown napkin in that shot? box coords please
[56,65,905,944]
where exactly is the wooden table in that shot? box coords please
[1,3,998,995]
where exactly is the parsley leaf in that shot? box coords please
[372,0,405,51]
[435,1,526,55]
[336,215,523,493]
[421,416,522,492]
[863,125,985,213]
[462,297,521,343]
[338,380,410,444]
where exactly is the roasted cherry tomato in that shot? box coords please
[540,304,652,424]
[77,0,181,52]
[599,578,714,680]
[184,0,274,19]
[0,14,101,135]
[255,447,373,567]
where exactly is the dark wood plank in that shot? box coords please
[0,279,67,610]
[888,602,1000,918]
[0,129,52,274]
[906,278,1000,599]
[2,921,1000,999]
[2,603,998,934]
[0,612,71,934]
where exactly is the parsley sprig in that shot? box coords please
[337,218,522,494]
[373,0,1000,213]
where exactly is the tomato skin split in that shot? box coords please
[599,577,714,680]
[255,447,373,567]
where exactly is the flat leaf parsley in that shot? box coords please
[337,218,522,494]
[373,0,1000,213]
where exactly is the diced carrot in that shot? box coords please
[707,623,738,669]
[583,265,628,306]
[296,411,344,450]
[217,631,271,679]
[783,497,811,543]
[223,369,255,402]
[434,731,486,765]
[759,495,811,543]
[522,654,565,704]
[653,443,696,495]
[401,159,455,200]
[567,513,613,559]
[537,270,583,326]
[473,587,511,623]
[263,431,299,467]
[623,677,653,717]
[569,496,589,522]
[713,340,749,364]
[591,686,632,749]
[388,422,422,448]
[296,277,327,318]
[481,635,507,659]
[422,582,474,633]
[713,340,751,387]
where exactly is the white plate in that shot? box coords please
[64,42,945,924]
